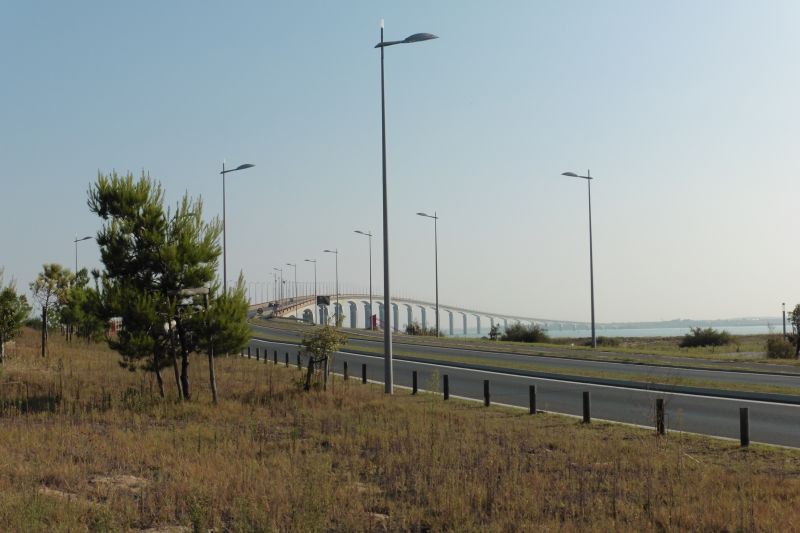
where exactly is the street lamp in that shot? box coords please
[354,230,374,329]
[561,170,597,349]
[273,267,283,302]
[220,162,255,295]
[73,235,92,273]
[323,249,339,325]
[783,302,787,339]
[416,212,440,336]
[375,20,439,393]
[286,263,297,301]
[305,259,317,324]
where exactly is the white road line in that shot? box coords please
[249,338,800,408]
[242,346,799,450]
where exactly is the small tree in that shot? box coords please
[301,325,347,391]
[789,304,800,358]
[501,322,550,343]
[488,324,501,341]
[30,263,73,357]
[0,271,32,362]
[679,327,731,348]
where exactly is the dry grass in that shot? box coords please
[1,328,799,532]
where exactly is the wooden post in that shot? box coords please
[412,371,418,395]
[443,375,449,400]
[255,347,260,361]
[582,391,591,424]
[247,346,251,358]
[344,361,349,381]
[529,385,537,415]
[362,363,367,384]
[285,352,289,367]
[740,407,750,447]
[483,379,490,407]
[297,353,302,369]
[656,398,665,435]
[274,351,278,365]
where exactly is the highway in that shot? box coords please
[247,323,800,447]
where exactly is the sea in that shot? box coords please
[452,324,784,339]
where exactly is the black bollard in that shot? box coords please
[443,375,449,400]
[484,380,490,407]
[582,391,591,424]
[656,398,665,435]
[362,363,367,384]
[740,407,750,447]
[344,361,349,381]
[529,385,537,415]
[412,371,418,395]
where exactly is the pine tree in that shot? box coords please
[88,171,249,400]
[0,270,32,362]
[30,263,73,357]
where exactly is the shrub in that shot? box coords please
[501,322,549,343]
[766,336,796,359]
[679,327,731,348]
[585,336,620,347]
[405,322,440,337]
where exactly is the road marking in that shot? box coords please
[249,338,800,408]
[242,343,799,450]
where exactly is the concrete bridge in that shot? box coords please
[250,292,590,336]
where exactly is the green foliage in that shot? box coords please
[30,263,73,356]
[765,336,795,359]
[87,171,240,399]
[586,336,620,347]
[301,325,348,391]
[201,276,250,356]
[0,271,31,360]
[488,324,501,341]
[59,268,106,342]
[501,322,550,343]
[788,304,800,358]
[405,321,440,336]
[679,327,732,348]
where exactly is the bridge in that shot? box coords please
[249,289,591,336]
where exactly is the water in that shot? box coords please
[449,324,783,339]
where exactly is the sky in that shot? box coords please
[1,1,798,323]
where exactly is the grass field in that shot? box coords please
[1,328,800,531]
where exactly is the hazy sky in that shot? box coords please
[1,1,798,323]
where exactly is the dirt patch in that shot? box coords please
[89,474,149,496]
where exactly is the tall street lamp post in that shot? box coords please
[354,230,374,329]
[783,302,787,339]
[375,20,439,393]
[416,212,440,336]
[73,235,92,273]
[286,263,297,301]
[323,249,339,326]
[273,267,283,302]
[305,259,317,324]
[220,162,255,294]
[561,170,597,349]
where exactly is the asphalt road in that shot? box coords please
[251,323,800,391]
[245,329,800,448]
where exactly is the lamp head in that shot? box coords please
[403,33,438,44]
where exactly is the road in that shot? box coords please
[245,324,800,447]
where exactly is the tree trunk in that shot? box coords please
[167,326,183,401]
[208,340,218,404]
[155,368,165,398]
[304,357,314,391]
[175,318,191,400]
[323,357,329,391]
[41,306,47,357]
[172,353,182,400]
